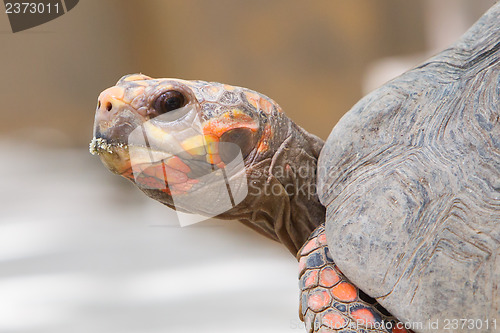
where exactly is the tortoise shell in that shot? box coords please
[317,4,500,329]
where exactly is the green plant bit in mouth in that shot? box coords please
[89,137,127,155]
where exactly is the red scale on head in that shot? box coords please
[257,123,272,153]
[165,156,191,173]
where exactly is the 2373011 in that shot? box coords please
[443,318,497,330]
[5,2,61,14]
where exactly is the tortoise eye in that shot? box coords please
[154,90,186,114]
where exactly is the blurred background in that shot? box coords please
[0,1,495,332]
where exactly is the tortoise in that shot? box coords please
[90,4,499,333]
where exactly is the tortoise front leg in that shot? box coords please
[297,224,412,333]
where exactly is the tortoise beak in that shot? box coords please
[90,86,144,174]
[92,86,143,146]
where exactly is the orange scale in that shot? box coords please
[304,270,318,289]
[307,289,332,312]
[165,156,191,173]
[300,238,318,255]
[331,282,357,302]
[259,98,274,114]
[257,141,269,153]
[244,92,260,110]
[204,86,220,95]
[322,311,347,330]
[203,119,257,138]
[134,163,160,178]
[257,125,272,153]
[317,234,327,246]
[351,308,377,326]
[207,154,222,165]
[161,165,188,184]
[319,267,341,288]
[202,120,224,138]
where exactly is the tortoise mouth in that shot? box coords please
[89,135,132,176]
[89,136,128,155]
[89,135,248,197]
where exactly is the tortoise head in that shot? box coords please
[90,74,283,208]
[91,74,325,253]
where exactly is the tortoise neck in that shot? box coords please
[230,118,326,256]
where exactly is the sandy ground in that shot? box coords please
[0,142,300,333]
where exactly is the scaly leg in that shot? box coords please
[297,224,412,333]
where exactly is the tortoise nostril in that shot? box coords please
[97,86,125,113]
